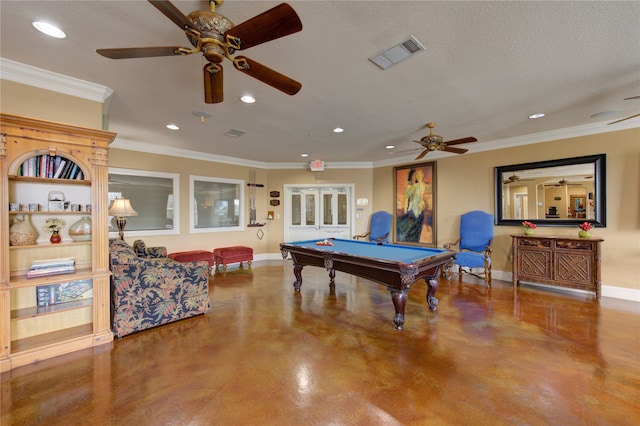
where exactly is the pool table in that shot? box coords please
[280,238,455,330]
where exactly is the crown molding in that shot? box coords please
[115,120,639,170]
[0,57,113,104]
[372,119,639,168]
[111,138,375,170]
[4,57,637,169]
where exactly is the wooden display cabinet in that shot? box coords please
[511,234,603,299]
[1,114,116,372]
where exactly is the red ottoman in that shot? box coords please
[213,246,253,273]
[168,250,215,274]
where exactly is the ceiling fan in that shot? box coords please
[410,122,477,160]
[544,178,582,187]
[96,0,302,104]
[503,173,521,184]
[607,96,640,125]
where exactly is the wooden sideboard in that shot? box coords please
[511,235,603,299]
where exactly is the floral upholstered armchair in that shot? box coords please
[109,239,210,337]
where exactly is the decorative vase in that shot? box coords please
[524,228,535,236]
[50,230,62,244]
[578,230,591,238]
[9,214,38,246]
[69,216,92,242]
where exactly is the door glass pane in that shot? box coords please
[323,193,333,225]
[291,194,301,225]
[305,194,315,225]
[337,193,347,225]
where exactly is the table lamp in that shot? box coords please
[108,197,138,240]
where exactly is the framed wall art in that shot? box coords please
[393,161,437,247]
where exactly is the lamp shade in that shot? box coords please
[108,198,138,217]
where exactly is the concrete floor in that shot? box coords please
[2,262,639,425]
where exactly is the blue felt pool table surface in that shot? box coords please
[285,238,449,264]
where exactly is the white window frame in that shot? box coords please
[108,167,180,238]
[190,175,245,233]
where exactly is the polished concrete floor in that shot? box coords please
[2,262,640,425]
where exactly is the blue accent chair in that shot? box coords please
[353,211,393,244]
[444,210,494,286]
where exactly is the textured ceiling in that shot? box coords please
[1,1,639,166]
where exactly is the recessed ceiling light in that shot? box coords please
[300,154,309,157]
[240,95,256,104]
[32,21,66,39]
[528,113,545,119]
[166,124,179,130]
[333,127,344,133]
[386,145,395,149]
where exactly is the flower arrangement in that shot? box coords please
[43,217,66,233]
[579,222,591,232]
[522,221,537,230]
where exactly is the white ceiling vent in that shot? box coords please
[369,35,426,70]
[224,128,246,138]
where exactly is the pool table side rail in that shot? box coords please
[280,241,455,291]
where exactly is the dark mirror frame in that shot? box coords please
[494,154,606,227]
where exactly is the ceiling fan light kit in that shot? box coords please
[96,0,303,104]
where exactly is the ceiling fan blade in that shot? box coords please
[415,150,429,160]
[233,56,301,95]
[607,113,640,125]
[394,148,422,154]
[204,64,223,104]
[148,0,199,32]
[444,137,478,146]
[96,46,184,59]
[443,146,469,154]
[224,3,302,51]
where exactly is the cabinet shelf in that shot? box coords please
[8,175,90,185]
[10,324,94,354]
[9,211,92,215]
[11,298,93,320]
[10,268,93,288]
[9,241,91,250]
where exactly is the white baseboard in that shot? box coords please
[494,269,640,302]
[254,254,640,303]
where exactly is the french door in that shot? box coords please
[284,184,353,242]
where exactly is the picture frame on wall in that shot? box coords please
[393,161,437,247]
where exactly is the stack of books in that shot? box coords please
[17,155,84,180]
[27,257,75,278]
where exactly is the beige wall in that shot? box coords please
[263,168,374,253]
[109,149,272,254]
[3,78,638,294]
[0,80,102,129]
[374,128,640,292]
[108,154,375,254]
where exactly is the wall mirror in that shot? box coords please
[494,154,606,227]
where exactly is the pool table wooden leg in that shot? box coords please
[293,264,303,291]
[426,277,439,310]
[390,290,407,330]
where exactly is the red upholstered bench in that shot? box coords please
[168,250,215,274]
[213,246,253,273]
